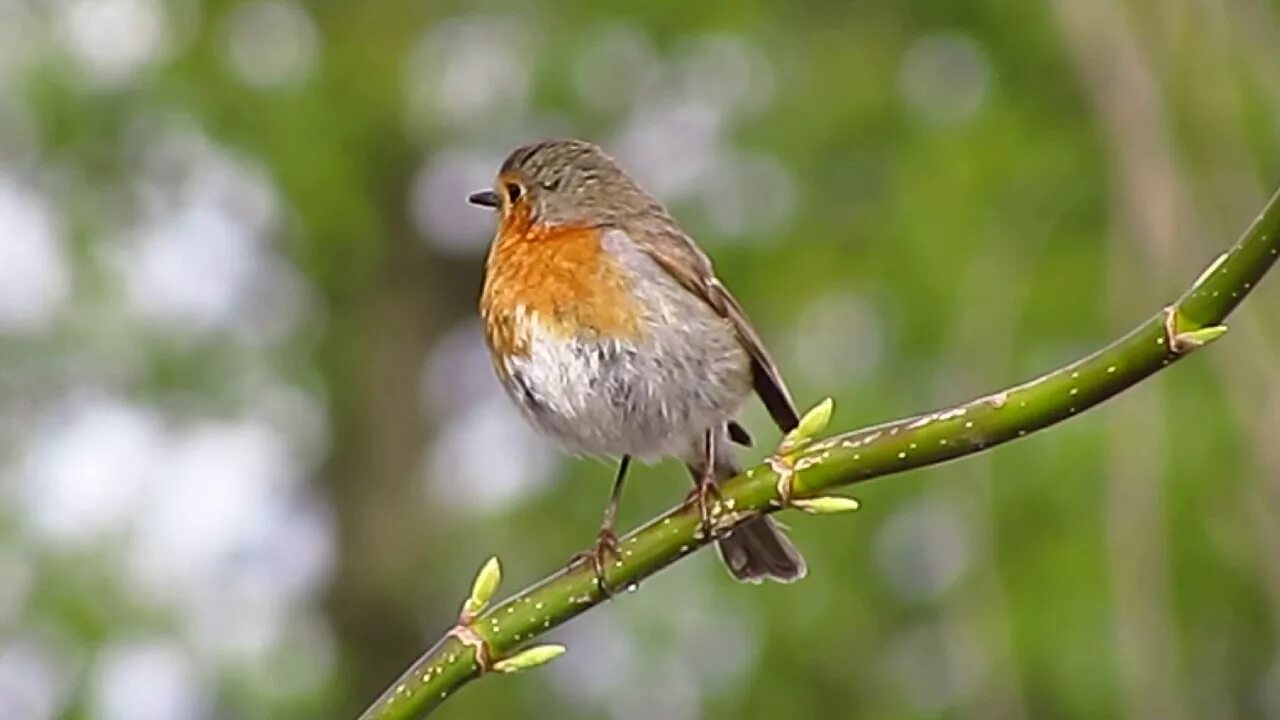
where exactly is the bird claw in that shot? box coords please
[570,527,622,596]
[683,477,723,539]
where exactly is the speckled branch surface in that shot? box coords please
[359,187,1280,720]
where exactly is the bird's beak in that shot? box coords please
[468,189,500,209]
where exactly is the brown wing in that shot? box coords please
[629,225,801,433]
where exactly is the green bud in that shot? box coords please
[462,556,502,619]
[493,644,567,674]
[1174,325,1228,351]
[779,398,835,454]
[791,496,861,515]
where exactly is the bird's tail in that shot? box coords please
[689,438,806,584]
[716,513,807,584]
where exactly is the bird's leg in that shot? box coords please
[686,429,722,538]
[572,455,630,594]
[594,454,629,562]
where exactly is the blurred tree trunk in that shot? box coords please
[324,211,480,713]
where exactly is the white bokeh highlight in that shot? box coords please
[19,397,163,547]
[0,175,69,334]
[0,634,72,720]
[874,498,972,603]
[57,0,170,89]
[699,149,795,241]
[404,16,533,133]
[119,201,261,329]
[426,396,559,515]
[91,640,208,720]
[223,0,321,90]
[420,321,508,419]
[613,97,723,203]
[111,121,296,337]
[677,33,775,119]
[572,24,661,112]
[887,620,983,713]
[900,32,992,126]
[789,291,885,388]
[420,322,560,514]
[126,420,303,602]
[409,148,501,255]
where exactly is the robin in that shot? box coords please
[468,138,806,586]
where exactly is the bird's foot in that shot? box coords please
[570,527,622,596]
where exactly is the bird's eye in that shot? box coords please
[504,182,523,203]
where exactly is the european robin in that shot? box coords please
[469,138,806,586]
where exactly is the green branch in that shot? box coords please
[359,187,1280,720]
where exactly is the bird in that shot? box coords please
[469,138,806,586]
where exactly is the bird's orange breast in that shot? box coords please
[480,209,644,362]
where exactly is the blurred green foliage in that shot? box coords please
[3,0,1280,719]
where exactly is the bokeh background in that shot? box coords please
[2,0,1279,718]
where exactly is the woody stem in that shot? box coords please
[358,186,1280,720]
